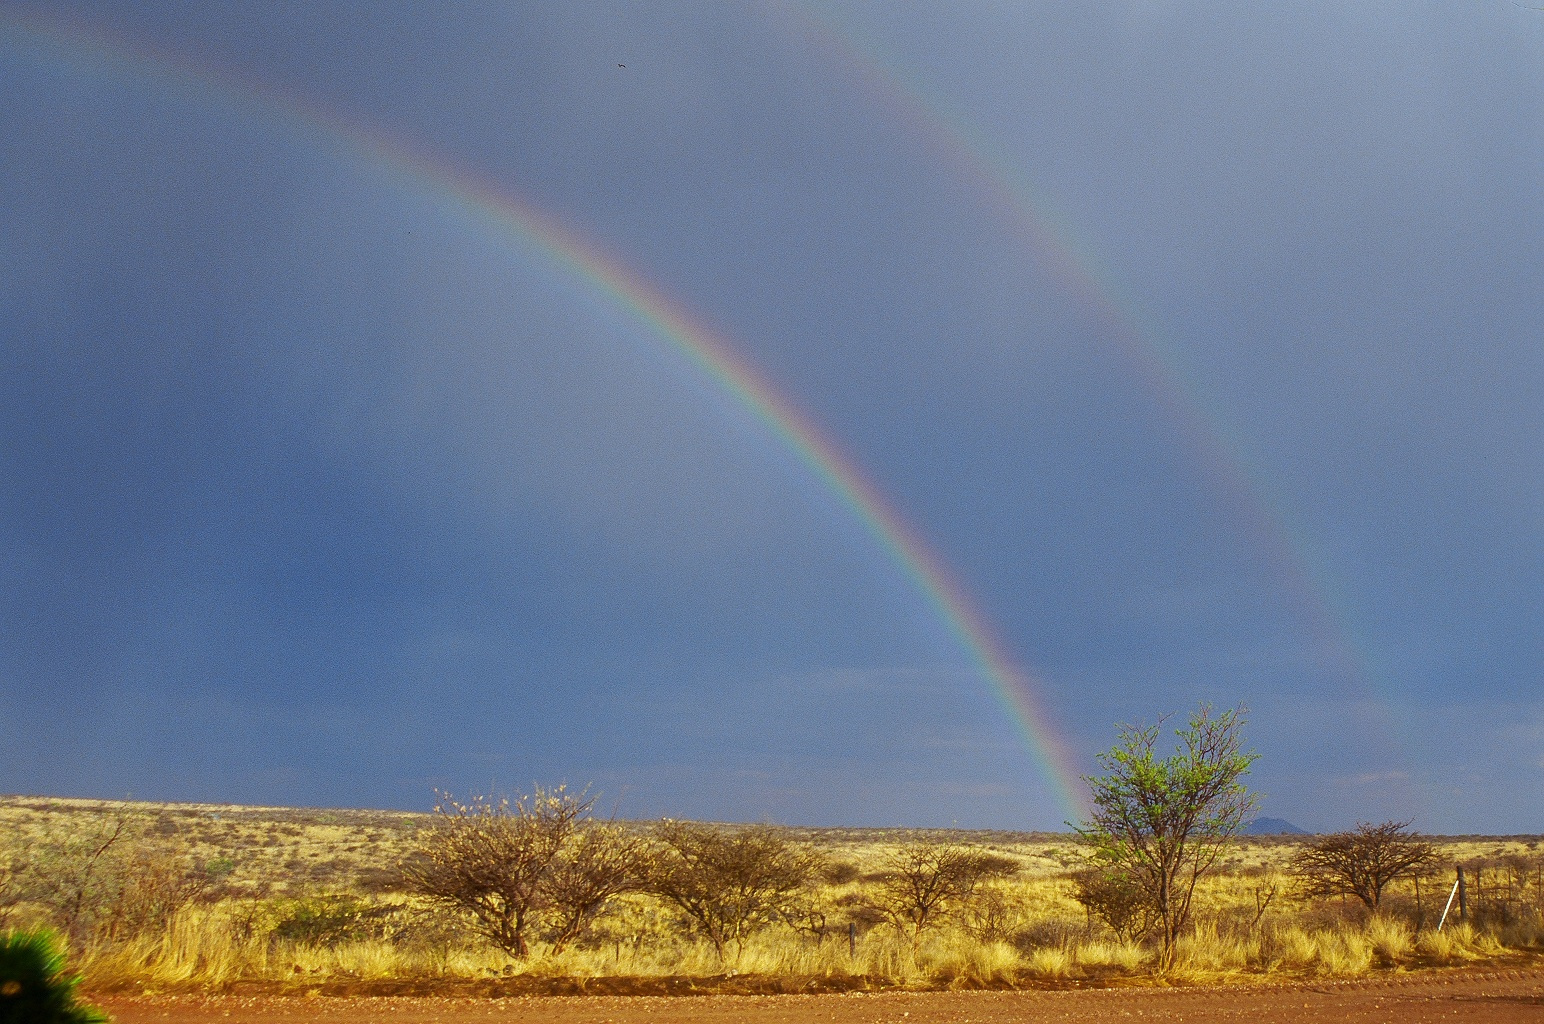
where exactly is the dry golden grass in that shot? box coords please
[2,796,1540,994]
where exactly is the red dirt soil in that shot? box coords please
[96,967,1544,1023]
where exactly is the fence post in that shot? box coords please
[849,921,856,959]
[1457,865,1468,922]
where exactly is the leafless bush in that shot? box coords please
[402,787,643,958]
[22,810,136,942]
[20,810,218,942]
[1454,854,1544,929]
[1292,821,1437,913]
[542,823,648,953]
[963,883,1027,943]
[643,821,823,961]
[869,842,1010,951]
[98,844,216,940]
[0,857,21,930]
[780,898,832,944]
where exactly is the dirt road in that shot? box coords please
[97,968,1544,1023]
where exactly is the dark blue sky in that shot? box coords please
[2,1,1540,831]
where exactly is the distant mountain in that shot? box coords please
[1244,817,1310,835]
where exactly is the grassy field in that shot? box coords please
[1,796,1540,994]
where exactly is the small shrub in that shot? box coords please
[1292,822,1437,912]
[645,821,821,962]
[823,861,862,886]
[868,842,1010,951]
[1071,868,1155,942]
[1012,918,1081,951]
[963,884,1026,943]
[405,788,642,959]
[353,865,403,894]
[269,895,392,947]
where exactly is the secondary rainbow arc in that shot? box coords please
[0,12,1089,818]
[770,1,1402,738]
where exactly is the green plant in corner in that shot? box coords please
[0,928,109,1024]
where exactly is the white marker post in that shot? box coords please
[1437,876,1461,932]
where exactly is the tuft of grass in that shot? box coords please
[1366,916,1412,964]
[1262,924,1320,972]
[1415,922,1505,964]
[1022,946,1072,978]
[1071,938,1145,972]
[921,935,1018,988]
[1314,927,1373,977]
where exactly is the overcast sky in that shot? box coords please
[2,1,1540,832]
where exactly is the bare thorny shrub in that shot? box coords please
[18,809,217,944]
[402,787,647,959]
[23,811,135,944]
[643,821,824,963]
[1439,853,1544,932]
[543,822,649,954]
[1292,821,1438,914]
[962,882,1033,944]
[96,844,216,941]
[868,842,1015,952]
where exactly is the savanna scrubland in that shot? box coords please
[1,794,1540,996]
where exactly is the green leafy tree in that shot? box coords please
[1075,704,1258,966]
[0,929,109,1024]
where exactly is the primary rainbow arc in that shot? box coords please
[1,13,1090,819]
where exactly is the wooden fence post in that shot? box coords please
[1457,865,1468,922]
